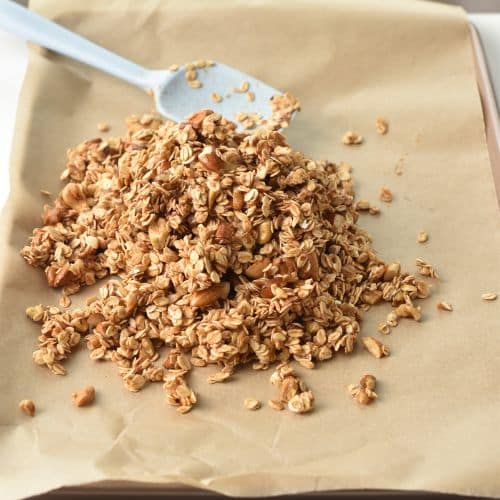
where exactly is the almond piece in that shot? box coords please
[244,398,261,411]
[199,147,224,173]
[190,282,230,307]
[19,399,35,417]
[72,385,95,407]
[362,336,390,358]
[232,190,245,210]
[46,265,75,288]
[437,301,453,311]
[245,258,271,279]
[214,221,233,244]
[187,109,212,129]
[257,221,273,244]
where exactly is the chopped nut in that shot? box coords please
[342,131,363,145]
[19,399,35,417]
[245,257,271,279]
[246,91,255,102]
[362,336,390,358]
[199,146,224,173]
[437,301,453,311]
[187,109,212,129]
[214,221,233,244]
[417,231,429,243]
[72,385,95,407]
[239,80,249,92]
[369,205,380,216]
[46,265,75,288]
[481,292,497,301]
[244,398,261,411]
[97,122,110,133]
[375,117,388,135]
[379,187,393,203]
[257,220,273,244]
[190,282,230,307]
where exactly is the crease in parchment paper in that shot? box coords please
[1,0,500,498]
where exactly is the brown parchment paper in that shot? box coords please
[1,0,500,498]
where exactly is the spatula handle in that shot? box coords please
[0,0,154,90]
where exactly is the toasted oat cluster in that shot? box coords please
[21,108,429,414]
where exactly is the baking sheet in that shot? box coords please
[1,1,500,499]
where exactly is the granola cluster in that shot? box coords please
[21,108,429,413]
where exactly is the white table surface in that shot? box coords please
[0,14,498,213]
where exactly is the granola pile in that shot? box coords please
[21,108,430,414]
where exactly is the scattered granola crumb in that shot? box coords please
[377,322,391,335]
[437,301,453,312]
[481,292,497,301]
[355,200,370,211]
[362,336,390,358]
[386,311,399,327]
[369,205,380,215]
[395,303,422,321]
[240,80,249,92]
[210,92,222,103]
[244,398,261,411]
[40,189,52,197]
[417,231,429,243]
[375,117,389,135]
[270,363,314,414]
[188,80,202,89]
[25,304,45,322]
[288,391,315,414]
[72,385,95,407]
[19,399,35,417]
[59,294,71,308]
[97,122,110,133]
[379,187,393,203]
[349,374,377,405]
[164,372,196,413]
[145,88,154,97]
[168,64,179,72]
[268,399,285,411]
[416,258,439,279]
[394,154,407,175]
[342,131,363,145]
[246,91,255,102]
